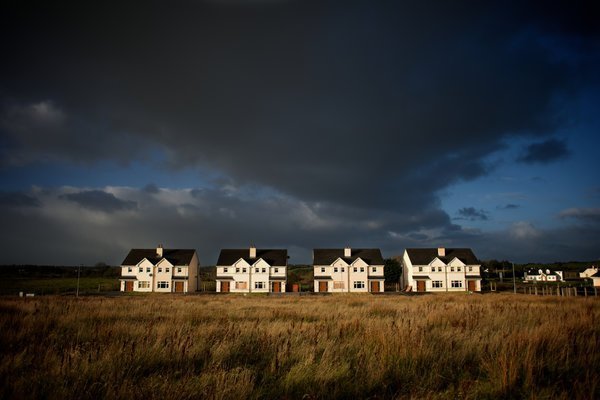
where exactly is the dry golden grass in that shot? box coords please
[0,293,598,399]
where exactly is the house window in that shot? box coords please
[418,266,423,272]
[438,267,442,272]
[353,267,358,272]
[432,281,443,288]
[321,267,325,273]
[178,267,182,273]
[166,268,170,273]
[128,267,132,273]
[146,267,151,273]
[255,268,259,273]
[138,267,143,273]
[236,282,247,289]
[158,267,162,273]
[360,267,365,272]
[223,267,228,273]
[450,267,455,272]
[333,281,345,289]
[341,267,345,272]
[157,281,169,289]
[138,281,150,289]
[255,281,265,289]
[468,266,473,272]
[334,267,338,273]
[372,267,377,272]
[457,267,461,272]
[353,281,365,289]
[451,280,463,288]
[274,268,279,273]
[242,268,247,273]
[262,268,266,273]
[236,268,240,273]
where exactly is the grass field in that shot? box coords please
[0,293,598,399]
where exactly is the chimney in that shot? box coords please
[249,246,256,258]
[156,244,163,258]
[344,247,351,257]
[437,247,445,257]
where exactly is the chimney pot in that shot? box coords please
[437,247,445,257]
[157,244,163,258]
[249,246,256,258]
[344,247,351,257]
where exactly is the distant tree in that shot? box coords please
[384,258,402,283]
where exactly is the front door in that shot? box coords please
[370,281,380,293]
[319,281,328,292]
[221,281,230,293]
[125,281,133,292]
[175,281,184,293]
[416,280,426,292]
[468,280,476,291]
[272,282,281,293]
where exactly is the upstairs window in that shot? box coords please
[223,267,228,273]
[138,267,143,273]
[242,268,247,273]
[468,266,473,272]
[274,267,279,273]
[353,267,358,272]
[334,267,338,273]
[341,267,345,272]
[236,268,240,273]
[255,268,259,273]
[262,268,266,273]
[360,267,364,272]
[457,267,461,272]
[438,267,442,272]
[166,268,170,273]
[178,267,182,273]
[158,268,162,273]
[418,266,423,272]
[450,267,455,272]
[146,267,151,273]
[372,267,377,272]
[321,267,326,273]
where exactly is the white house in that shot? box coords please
[580,266,600,287]
[120,245,199,293]
[524,269,564,282]
[313,247,385,293]
[402,247,481,292]
[215,247,287,293]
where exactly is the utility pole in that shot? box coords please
[512,262,516,294]
[76,264,81,297]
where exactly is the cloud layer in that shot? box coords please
[0,1,598,264]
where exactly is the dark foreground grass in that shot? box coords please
[0,294,598,399]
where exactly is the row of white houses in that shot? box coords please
[120,245,484,293]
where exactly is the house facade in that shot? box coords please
[580,266,600,287]
[120,245,199,293]
[402,248,481,292]
[524,269,564,282]
[313,248,385,293]
[215,247,287,293]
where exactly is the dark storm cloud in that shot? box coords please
[0,1,598,264]
[0,191,40,208]
[455,207,489,221]
[0,1,596,209]
[517,138,570,164]
[60,190,137,213]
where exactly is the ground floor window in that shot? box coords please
[333,281,345,289]
[138,281,150,289]
[236,282,247,289]
[255,281,265,289]
[353,281,365,289]
[432,280,443,288]
[451,280,463,288]
[157,281,169,289]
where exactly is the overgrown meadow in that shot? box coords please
[0,294,598,399]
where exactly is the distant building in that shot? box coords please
[580,266,600,287]
[215,246,287,293]
[120,245,199,293]
[313,247,385,293]
[401,248,482,292]
[524,269,564,282]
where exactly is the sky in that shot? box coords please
[0,0,599,266]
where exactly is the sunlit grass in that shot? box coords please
[0,294,598,399]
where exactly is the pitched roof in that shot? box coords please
[405,248,479,265]
[216,249,288,267]
[313,248,384,265]
[121,249,196,266]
